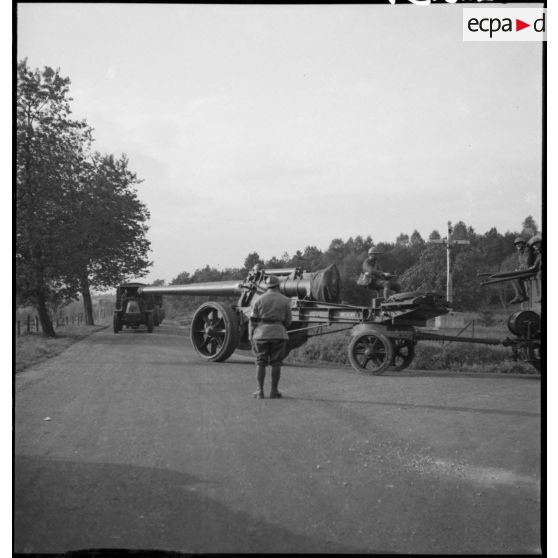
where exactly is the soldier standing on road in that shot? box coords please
[510,237,531,304]
[249,275,293,399]
[359,247,401,300]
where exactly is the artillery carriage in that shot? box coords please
[136,265,541,374]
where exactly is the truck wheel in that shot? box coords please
[190,302,239,362]
[348,331,393,375]
[113,313,121,334]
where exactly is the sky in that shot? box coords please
[16,3,544,284]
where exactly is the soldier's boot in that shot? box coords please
[269,366,282,399]
[253,365,266,398]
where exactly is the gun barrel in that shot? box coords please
[481,272,536,286]
[265,268,299,276]
[139,281,244,297]
[280,277,311,299]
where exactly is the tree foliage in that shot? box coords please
[163,217,540,317]
[16,59,151,334]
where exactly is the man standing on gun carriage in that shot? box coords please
[527,235,542,303]
[358,247,401,300]
[249,275,293,399]
[509,237,531,304]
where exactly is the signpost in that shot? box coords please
[430,221,470,305]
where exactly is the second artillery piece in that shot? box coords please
[138,265,452,374]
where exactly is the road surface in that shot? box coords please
[15,322,541,554]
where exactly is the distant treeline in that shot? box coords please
[160,216,540,316]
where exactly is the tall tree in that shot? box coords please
[65,152,152,324]
[244,252,264,271]
[521,216,539,238]
[16,60,92,336]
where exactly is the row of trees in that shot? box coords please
[16,60,151,336]
[162,217,540,316]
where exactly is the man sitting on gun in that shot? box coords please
[359,247,401,300]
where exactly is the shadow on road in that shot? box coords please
[290,396,540,418]
[14,455,388,555]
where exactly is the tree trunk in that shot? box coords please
[36,290,56,337]
[80,274,95,325]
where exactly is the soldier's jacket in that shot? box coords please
[362,258,389,279]
[516,248,531,270]
[250,290,293,341]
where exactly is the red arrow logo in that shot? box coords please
[516,19,530,31]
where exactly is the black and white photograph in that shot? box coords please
[14,1,547,555]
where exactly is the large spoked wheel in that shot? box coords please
[113,313,122,334]
[348,331,393,375]
[389,338,415,371]
[190,302,239,362]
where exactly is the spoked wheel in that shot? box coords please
[389,338,415,371]
[348,331,393,375]
[190,302,239,362]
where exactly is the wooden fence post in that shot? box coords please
[35,316,39,332]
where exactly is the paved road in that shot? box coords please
[15,322,541,554]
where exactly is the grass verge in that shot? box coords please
[15,325,107,373]
[286,330,539,374]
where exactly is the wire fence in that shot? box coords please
[15,307,110,337]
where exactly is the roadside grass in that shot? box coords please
[15,324,107,373]
[14,315,538,375]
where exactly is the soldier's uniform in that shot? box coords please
[527,235,542,302]
[510,237,530,303]
[249,276,292,399]
[360,248,401,300]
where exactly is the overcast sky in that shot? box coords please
[17,3,543,283]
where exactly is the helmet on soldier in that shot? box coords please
[514,237,526,245]
[265,275,280,289]
[527,235,542,247]
[368,247,380,255]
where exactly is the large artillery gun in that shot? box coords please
[137,265,455,374]
[129,264,542,374]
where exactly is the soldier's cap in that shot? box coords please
[368,247,381,255]
[527,235,542,246]
[514,237,526,245]
[265,275,281,289]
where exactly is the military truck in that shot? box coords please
[113,282,158,333]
